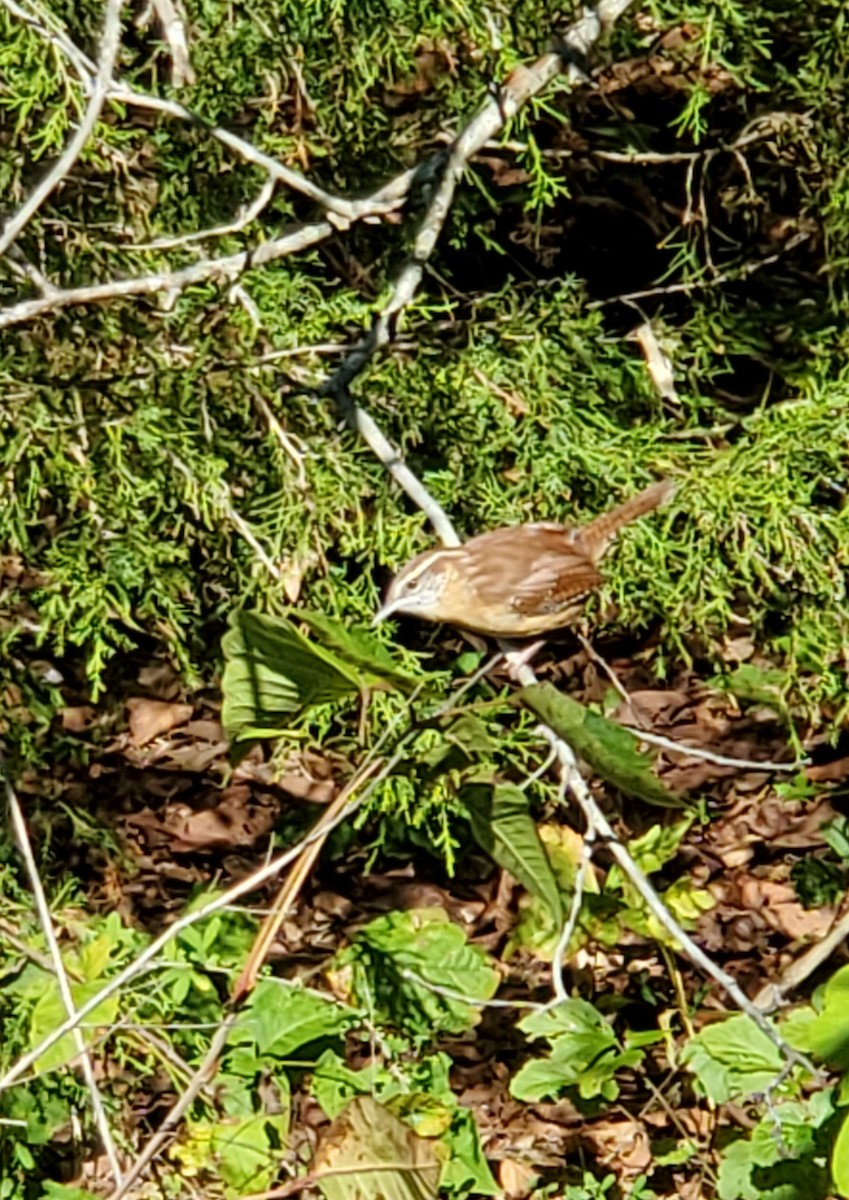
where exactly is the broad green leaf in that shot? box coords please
[173,1076,289,1198]
[437,1106,499,1196]
[420,715,495,776]
[29,979,119,1073]
[461,782,563,923]
[228,981,357,1058]
[333,909,499,1039]
[4,1089,71,1147]
[293,609,418,691]
[520,996,614,1042]
[512,999,643,1103]
[519,683,685,807]
[681,1015,785,1104]
[833,1111,849,1197]
[314,1096,441,1200]
[716,1094,836,1200]
[221,609,361,742]
[40,1187,101,1200]
[783,964,849,1071]
[311,1050,384,1119]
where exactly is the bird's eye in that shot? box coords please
[405,578,419,592]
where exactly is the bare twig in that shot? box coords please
[166,450,286,581]
[535,724,819,1076]
[551,804,596,1005]
[623,726,808,773]
[250,390,308,490]
[0,0,413,224]
[106,1012,238,1200]
[0,0,124,257]
[231,760,384,1002]
[3,772,124,1184]
[0,219,333,330]
[0,753,403,1093]
[321,1,633,546]
[131,177,276,251]
[137,0,194,87]
[0,913,83,977]
[754,900,849,1012]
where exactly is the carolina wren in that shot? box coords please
[373,480,674,637]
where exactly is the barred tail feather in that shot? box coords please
[579,479,676,562]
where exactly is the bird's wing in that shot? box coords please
[464,525,602,615]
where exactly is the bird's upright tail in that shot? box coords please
[578,479,676,562]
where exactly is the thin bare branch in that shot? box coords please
[0,0,124,257]
[3,771,124,1184]
[106,1013,237,1200]
[0,219,333,329]
[320,2,632,546]
[137,0,194,87]
[0,752,403,1093]
[624,726,808,773]
[754,900,849,1012]
[131,177,276,251]
[551,807,596,1005]
[535,723,820,1076]
[0,0,413,223]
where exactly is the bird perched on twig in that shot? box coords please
[373,479,674,638]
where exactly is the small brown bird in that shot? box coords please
[373,480,674,637]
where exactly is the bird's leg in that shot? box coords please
[504,639,547,680]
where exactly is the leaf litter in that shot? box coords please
[8,636,849,1198]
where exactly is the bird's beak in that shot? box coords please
[372,596,404,627]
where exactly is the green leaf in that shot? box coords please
[511,999,643,1103]
[715,1095,836,1200]
[420,715,495,776]
[40,1187,101,1200]
[172,1073,290,1196]
[519,683,686,808]
[833,1111,849,1197]
[29,979,120,1073]
[460,782,563,923]
[228,981,357,1058]
[311,1050,384,1119]
[333,909,499,1039]
[783,964,849,1071]
[294,609,418,691]
[681,1015,785,1104]
[221,609,361,742]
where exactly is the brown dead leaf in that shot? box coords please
[473,155,533,188]
[127,698,193,746]
[61,706,98,733]
[127,786,278,853]
[806,756,849,783]
[136,660,183,699]
[702,794,834,869]
[499,1159,538,1199]
[582,1119,652,1176]
[709,875,835,942]
[313,1095,440,1200]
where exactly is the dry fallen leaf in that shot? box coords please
[61,706,98,733]
[629,320,677,402]
[126,698,194,746]
[499,1158,538,1198]
[313,1095,441,1200]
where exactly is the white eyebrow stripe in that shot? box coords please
[400,548,459,584]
